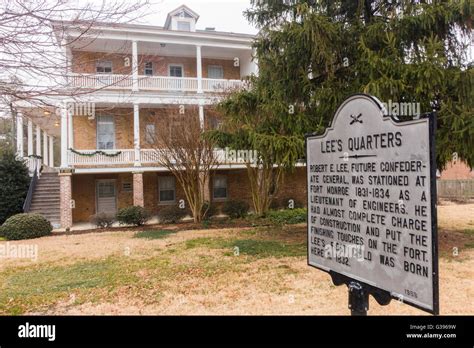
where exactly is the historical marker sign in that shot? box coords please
[306,94,438,314]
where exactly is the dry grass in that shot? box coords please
[0,204,472,315]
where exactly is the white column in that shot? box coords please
[68,108,73,149]
[133,103,141,166]
[196,45,203,93]
[27,119,34,156]
[132,40,138,92]
[49,136,54,167]
[60,107,68,168]
[199,104,205,129]
[43,130,49,166]
[16,112,24,157]
[36,125,41,158]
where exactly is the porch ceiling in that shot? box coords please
[70,37,250,60]
[20,107,61,137]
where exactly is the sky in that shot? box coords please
[135,0,258,34]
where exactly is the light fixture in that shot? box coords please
[160,43,166,48]
[54,121,60,127]
[44,110,51,116]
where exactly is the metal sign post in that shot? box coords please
[306,94,439,315]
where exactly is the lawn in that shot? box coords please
[0,204,473,315]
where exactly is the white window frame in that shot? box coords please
[213,175,228,201]
[145,124,155,144]
[144,61,153,76]
[168,64,184,77]
[208,65,224,79]
[177,20,191,31]
[96,60,113,74]
[96,115,115,150]
[158,176,176,204]
[95,179,117,214]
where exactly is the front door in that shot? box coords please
[96,180,117,214]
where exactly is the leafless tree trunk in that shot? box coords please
[151,108,218,223]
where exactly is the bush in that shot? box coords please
[1,213,52,240]
[266,208,307,225]
[222,200,249,219]
[89,213,115,229]
[116,206,150,226]
[157,205,187,224]
[0,149,30,224]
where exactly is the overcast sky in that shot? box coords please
[137,0,258,34]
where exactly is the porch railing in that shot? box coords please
[68,73,244,93]
[68,149,248,166]
[68,149,135,165]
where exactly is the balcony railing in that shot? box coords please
[67,149,250,167]
[68,73,244,93]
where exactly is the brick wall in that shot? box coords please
[72,51,240,79]
[440,161,474,180]
[72,106,205,150]
[70,167,308,222]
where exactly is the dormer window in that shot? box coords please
[177,21,191,31]
[164,5,199,32]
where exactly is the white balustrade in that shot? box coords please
[68,74,244,93]
[69,74,133,89]
[67,148,250,167]
[68,149,135,165]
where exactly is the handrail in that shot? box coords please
[23,160,39,213]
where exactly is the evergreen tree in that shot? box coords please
[0,149,30,224]
[212,0,472,187]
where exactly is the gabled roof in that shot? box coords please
[164,5,200,29]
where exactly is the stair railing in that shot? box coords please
[23,159,40,213]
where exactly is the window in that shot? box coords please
[97,115,115,150]
[169,65,183,77]
[145,124,155,144]
[96,61,112,74]
[144,62,153,76]
[177,21,191,31]
[159,176,176,203]
[208,65,224,79]
[96,180,117,214]
[213,176,227,200]
[122,182,132,192]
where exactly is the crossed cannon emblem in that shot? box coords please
[350,113,363,125]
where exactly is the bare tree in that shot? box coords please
[0,0,151,107]
[151,108,218,223]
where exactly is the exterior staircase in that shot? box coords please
[29,172,61,228]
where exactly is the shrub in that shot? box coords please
[222,200,249,219]
[1,213,52,240]
[116,206,150,226]
[157,205,187,224]
[266,208,307,225]
[0,149,30,224]
[89,213,115,229]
